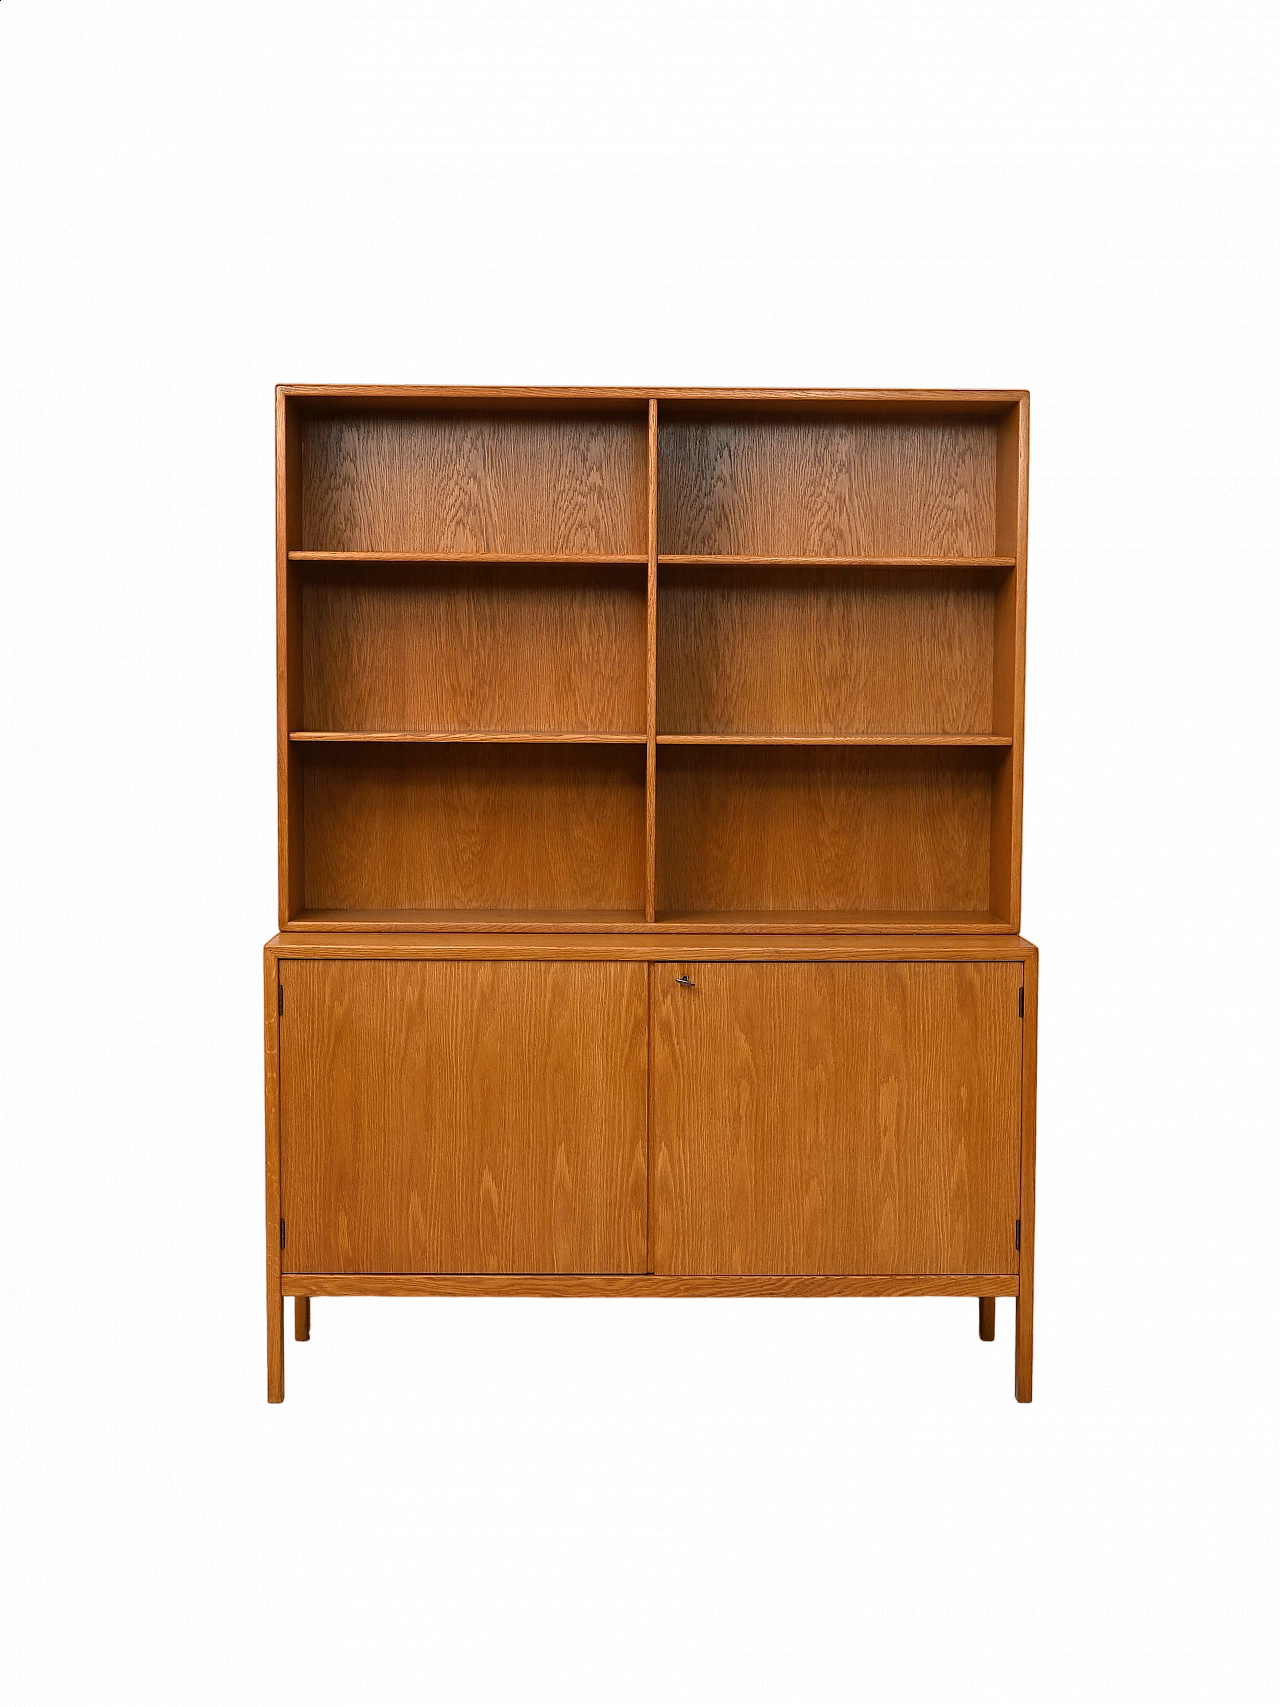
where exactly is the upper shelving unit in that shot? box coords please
[277,388,1028,934]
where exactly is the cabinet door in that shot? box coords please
[279,960,647,1274]
[652,962,1022,1276]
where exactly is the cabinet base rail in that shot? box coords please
[279,1273,1019,1298]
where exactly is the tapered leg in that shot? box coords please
[267,1286,284,1403]
[978,1296,996,1340]
[294,1296,311,1341]
[1015,1294,1033,1401]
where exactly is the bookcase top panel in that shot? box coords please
[280,385,1027,416]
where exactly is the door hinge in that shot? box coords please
[1018,986,1024,1018]
[278,983,284,1016]
[280,1218,286,1250]
[1015,1219,1021,1252]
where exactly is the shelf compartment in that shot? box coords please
[658,563,1004,738]
[300,743,646,914]
[653,909,1010,931]
[657,406,1003,559]
[297,560,646,736]
[656,745,1006,918]
[296,404,649,555]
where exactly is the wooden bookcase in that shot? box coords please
[265,388,1037,1402]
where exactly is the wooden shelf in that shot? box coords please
[654,909,1012,932]
[656,733,1012,747]
[658,555,1015,569]
[289,730,646,744]
[291,908,651,931]
[289,551,648,565]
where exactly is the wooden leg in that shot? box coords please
[978,1296,996,1341]
[294,1296,311,1341]
[1015,1293,1033,1402]
[267,1285,284,1403]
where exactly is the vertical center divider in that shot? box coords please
[645,398,659,921]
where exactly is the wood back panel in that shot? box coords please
[656,746,999,915]
[299,563,646,734]
[652,961,1022,1274]
[657,565,999,735]
[657,411,998,557]
[279,959,648,1273]
[299,408,649,554]
[302,743,646,911]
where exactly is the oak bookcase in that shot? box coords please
[264,387,1037,1402]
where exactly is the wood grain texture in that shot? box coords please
[1017,948,1038,1401]
[658,564,1000,736]
[300,409,648,554]
[278,960,648,1273]
[281,1273,1020,1297]
[267,932,1038,961]
[294,1296,310,1341]
[646,399,659,922]
[264,948,284,1402]
[979,1296,996,1340]
[301,743,645,912]
[656,746,997,916]
[299,564,645,735]
[658,412,998,558]
[652,962,1023,1276]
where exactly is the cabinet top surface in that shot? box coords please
[265,931,1037,961]
[279,384,1028,407]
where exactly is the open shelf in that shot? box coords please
[295,402,649,555]
[290,908,650,931]
[656,745,1008,919]
[298,743,646,915]
[291,731,646,744]
[657,406,1006,559]
[291,552,647,565]
[658,560,1011,739]
[295,558,646,736]
[656,734,1012,746]
[654,909,1010,932]
[659,555,1015,569]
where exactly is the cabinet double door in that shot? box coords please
[278,959,1023,1277]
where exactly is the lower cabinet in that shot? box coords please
[278,959,648,1274]
[651,961,1023,1276]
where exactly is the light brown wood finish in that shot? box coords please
[291,732,646,744]
[299,563,645,736]
[659,554,1015,569]
[646,399,659,921]
[268,932,1036,959]
[300,743,645,914]
[652,962,1022,1276]
[290,551,647,565]
[658,564,1002,737]
[1017,949,1038,1401]
[294,1297,310,1341]
[656,745,1000,920]
[979,1296,996,1340]
[264,948,284,1402]
[278,960,648,1274]
[299,406,648,555]
[657,410,999,558]
[282,1274,1019,1298]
